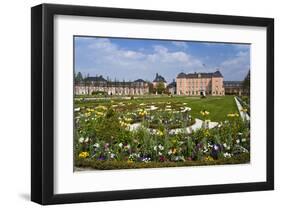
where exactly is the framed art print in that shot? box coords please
[31,3,274,205]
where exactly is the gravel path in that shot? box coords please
[129,118,218,134]
[234,96,250,121]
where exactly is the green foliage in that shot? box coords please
[75,72,83,84]
[155,82,166,94]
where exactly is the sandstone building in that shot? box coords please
[176,71,225,96]
[75,75,149,96]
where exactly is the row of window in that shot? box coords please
[178,90,224,95]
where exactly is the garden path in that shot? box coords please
[234,97,250,121]
[129,118,218,134]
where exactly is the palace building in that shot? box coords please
[176,70,225,96]
[223,81,244,95]
[167,80,177,95]
[75,75,149,96]
[223,70,250,96]
[152,73,167,88]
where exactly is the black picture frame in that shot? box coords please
[31,3,274,205]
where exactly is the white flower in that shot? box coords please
[238,132,243,136]
[142,157,151,163]
[74,107,80,112]
[118,143,123,148]
[153,146,157,151]
[236,139,240,144]
[110,153,115,159]
[150,105,158,110]
[168,150,173,155]
[180,106,191,112]
[78,137,84,143]
[158,144,164,150]
[93,143,100,148]
[84,137,90,143]
[223,143,227,148]
[242,138,247,142]
[223,152,232,158]
[158,152,162,156]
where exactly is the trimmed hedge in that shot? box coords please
[75,153,250,170]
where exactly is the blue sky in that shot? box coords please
[74,36,250,83]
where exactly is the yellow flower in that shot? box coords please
[204,130,210,137]
[138,109,147,117]
[204,156,214,162]
[119,121,128,128]
[227,113,239,117]
[84,112,91,117]
[124,117,133,123]
[241,108,248,112]
[78,151,89,159]
[96,105,107,111]
[172,148,177,154]
[156,130,164,136]
[200,110,210,116]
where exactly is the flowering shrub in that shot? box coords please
[74,99,250,169]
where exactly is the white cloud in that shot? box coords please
[78,39,205,82]
[220,50,250,80]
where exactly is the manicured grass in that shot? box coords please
[75,95,238,122]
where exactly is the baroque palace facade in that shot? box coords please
[176,70,225,96]
[75,71,231,96]
[75,76,149,95]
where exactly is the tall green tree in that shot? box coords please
[243,70,250,96]
[156,82,165,94]
[75,72,83,84]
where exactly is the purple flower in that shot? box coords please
[213,144,219,151]
[159,156,165,162]
[98,156,106,161]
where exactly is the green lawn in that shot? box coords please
[75,95,238,122]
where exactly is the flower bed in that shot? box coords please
[75,153,250,170]
[74,98,250,169]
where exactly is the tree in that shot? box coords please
[75,72,83,84]
[156,82,165,94]
[85,73,91,95]
[148,82,155,94]
[243,70,250,96]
